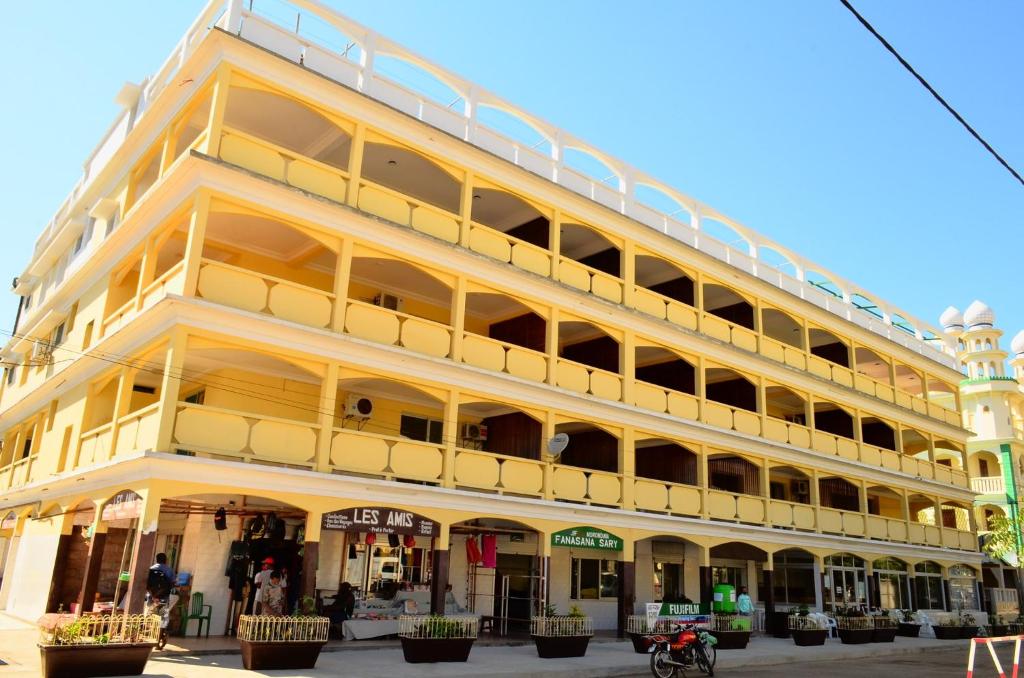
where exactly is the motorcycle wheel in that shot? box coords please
[650,648,677,678]
[695,641,716,677]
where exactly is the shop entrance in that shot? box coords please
[495,553,541,633]
[825,553,866,612]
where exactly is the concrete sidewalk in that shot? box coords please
[0,625,974,678]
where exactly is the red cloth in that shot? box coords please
[481,534,497,568]
[403,534,416,548]
[364,532,376,546]
[465,535,481,564]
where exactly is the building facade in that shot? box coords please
[0,1,982,634]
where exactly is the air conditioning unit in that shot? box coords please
[31,341,53,365]
[373,292,402,311]
[794,480,810,495]
[344,394,374,419]
[461,423,488,441]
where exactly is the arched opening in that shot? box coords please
[824,553,866,612]
[806,271,843,299]
[635,184,691,225]
[635,255,695,307]
[768,466,811,504]
[634,438,697,486]
[940,501,971,530]
[908,494,936,525]
[901,427,929,457]
[866,486,903,518]
[635,535,700,604]
[890,314,916,336]
[861,416,896,451]
[978,504,1005,531]
[374,54,463,108]
[914,561,945,610]
[819,476,860,512]
[854,346,892,384]
[926,378,958,409]
[563,147,620,188]
[701,219,751,254]
[703,283,754,330]
[465,291,546,353]
[457,400,541,461]
[709,542,766,602]
[758,246,798,276]
[707,454,760,496]
[554,422,619,473]
[934,439,964,468]
[813,401,854,439]
[362,141,462,214]
[48,500,98,612]
[893,363,924,397]
[349,256,453,325]
[765,385,807,424]
[705,368,757,413]
[559,321,620,374]
[971,450,1000,481]
[808,328,850,367]
[948,563,979,610]
[476,105,552,156]
[850,293,883,320]
[761,308,803,349]
[635,345,696,395]
[873,557,911,609]
[560,222,621,278]
[471,187,549,249]
[773,548,816,609]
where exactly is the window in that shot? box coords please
[653,562,683,602]
[52,322,66,346]
[5,367,15,386]
[979,458,990,477]
[773,550,815,606]
[400,414,443,444]
[571,558,618,599]
[164,534,184,573]
[105,209,121,237]
[184,389,206,405]
[915,562,944,610]
[21,434,33,460]
[712,566,745,589]
[82,320,94,349]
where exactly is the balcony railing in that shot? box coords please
[971,475,1006,495]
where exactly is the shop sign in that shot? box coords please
[551,526,622,551]
[321,507,438,537]
[658,602,710,617]
[101,490,143,522]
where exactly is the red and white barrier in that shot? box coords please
[967,635,1023,678]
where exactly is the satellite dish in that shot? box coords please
[548,433,570,457]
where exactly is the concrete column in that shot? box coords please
[345,124,367,208]
[126,531,158,614]
[314,363,339,473]
[617,560,635,638]
[202,63,232,159]
[430,548,451,615]
[699,566,713,608]
[154,328,188,453]
[450,276,468,363]
[77,528,108,613]
[302,541,319,603]
[45,533,74,613]
[330,238,354,332]
[457,171,474,248]
[441,389,459,488]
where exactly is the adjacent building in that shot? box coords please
[0,0,982,634]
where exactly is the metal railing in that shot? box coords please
[398,615,478,639]
[236,615,329,642]
[39,614,160,646]
[530,616,594,637]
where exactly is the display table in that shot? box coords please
[342,618,400,640]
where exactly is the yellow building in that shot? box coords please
[0,1,982,635]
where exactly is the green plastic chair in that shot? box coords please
[181,592,213,637]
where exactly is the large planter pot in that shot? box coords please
[961,626,979,639]
[238,640,326,670]
[532,634,591,658]
[991,625,1009,637]
[39,643,155,678]
[791,629,828,646]
[400,637,475,663]
[767,611,791,638]
[933,626,964,640]
[896,622,921,637]
[871,627,897,643]
[837,628,873,645]
[628,632,653,653]
[710,630,750,650]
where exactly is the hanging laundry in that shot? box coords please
[481,534,497,568]
[403,534,416,548]
[365,532,376,546]
[388,533,400,548]
[465,535,482,564]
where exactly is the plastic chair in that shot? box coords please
[181,591,213,637]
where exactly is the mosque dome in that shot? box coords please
[963,300,995,329]
[1011,330,1024,356]
[939,306,964,333]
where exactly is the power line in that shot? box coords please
[839,0,1024,188]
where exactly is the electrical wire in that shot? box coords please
[839,0,1023,187]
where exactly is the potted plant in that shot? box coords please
[709,613,750,650]
[871,612,897,643]
[236,602,329,670]
[989,614,1009,638]
[1008,615,1024,635]
[835,607,873,644]
[38,613,160,678]
[896,609,921,637]
[625,615,673,653]
[788,608,828,646]
[530,604,593,658]
[959,611,980,639]
[933,615,964,640]
[399,615,478,663]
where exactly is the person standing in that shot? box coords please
[262,571,287,616]
[737,586,754,616]
[253,557,274,614]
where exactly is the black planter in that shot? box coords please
[871,627,897,643]
[896,623,921,637]
[39,643,155,678]
[992,625,1009,637]
[961,626,979,639]
[238,640,326,670]
[628,632,653,653]
[400,637,475,663]
[532,634,590,658]
[837,628,873,645]
[710,630,750,650]
[933,626,964,640]
[767,612,791,638]
[791,628,828,646]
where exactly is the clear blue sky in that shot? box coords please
[1,1,1021,349]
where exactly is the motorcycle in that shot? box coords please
[146,591,179,651]
[648,623,717,677]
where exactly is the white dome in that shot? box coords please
[1012,330,1024,356]
[964,300,995,328]
[939,306,964,332]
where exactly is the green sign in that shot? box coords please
[659,602,709,616]
[551,526,623,551]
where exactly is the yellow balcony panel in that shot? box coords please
[733,409,761,436]
[819,508,842,533]
[854,374,875,396]
[732,327,758,352]
[552,466,588,501]
[899,455,917,476]
[836,437,859,461]
[115,404,160,456]
[788,424,811,449]
[895,391,913,409]
[634,382,668,413]
[942,528,959,549]
[667,391,699,421]
[463,334,506,372]
[267,282,332,328]
[879,449,901,471]
[907,523,926,544]
[345,302,401,346]
[390,441,443,481]
[783,347,807,370]
[174,406,249,454]
[927,402,943,421]
[737,496,764,523]
[358,184,411,225]
[249,419,317,465]
[667,302,698,331]
[287,159,347,203]
[860,444,881,467]
[793,504,815,529]
[911,399,928,415]
[959,531,975,551]
[918,461,935,480]
[587,472,621,505]
[945,409,962,427]
[843,512,865,536]
[557,258,591,293]
[951,469,969,489]
[669,485,701,516]
[769,500,794,526]
[925,526,942,546]
[220,132,285,181]
[330,430,388,474]
[876,384,895,403]
[468,225,512,262]
[704,400,733,430]
[591,273,623,304]
[400,317,452,358]
[556,360,590,394]
[832,367,854,388]
[499,458,544,495]
[454,449,500,489]
[887,519,907,541]
[934,465,953,485]
[506,346,547,383]
[510,242,551,277]
[807,356,832,380]
[707,491,736,520]
[589,370,622,401]
[760,339,785,363]
[410,206,459,243]
[198,263,268,314]
[78,425,113,467]
[634,480,669,511]
[701,314,731,342]
[634,287,668,320]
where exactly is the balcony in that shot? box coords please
[971,476,1006,495]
